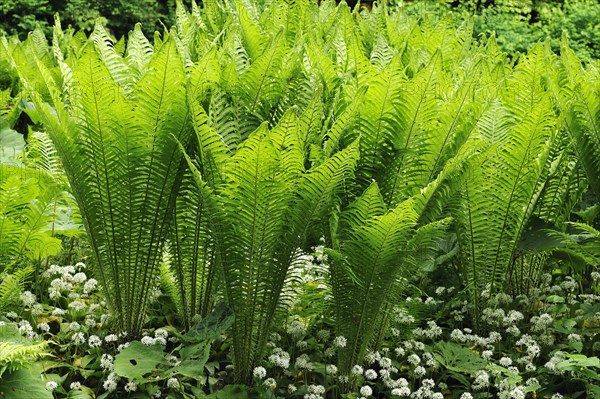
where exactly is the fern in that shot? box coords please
[23,32,192,336]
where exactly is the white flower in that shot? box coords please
[52,308,66,316]
[288,384,297,393]
[141,336,156,346]
[124,380,137,392]
[351,365,364,376]
[286,320,305,336]
[326,364,338,374]
[75,262,86,270]
[364,369,377,380]
[37,322,50,333]
[510,387,525,399]
[551,394,563,399]
[154,328,168,339]
[499,357,512,367]
[88,335,102,348]
[20,291,36,307]
[83,279,98,294]
[69,322,81,331]
[45,381,58,391]
[269,348,291,369]
[73,272,87,284]
[391,387,411,396]
[72,332,85,345]
[167,377,179,388]
[104,334,118,343]
[333,336,347,348]
[263,378,276,389]
[413,366,426,376]
[568,333,582,342]
[379,357,392,368]
[295,354,313,370]
[307,385,326,394]
[101,354,114,370]
[70,382,81,390]
[460,394,474,399]
[103,378,117,392]
[360,386,372,397]
[31,304,44,315]
[407,354,421,365]
[473,370,489,390]
[253,366,267,379]
[68,301,87,311]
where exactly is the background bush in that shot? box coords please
[402,0,600,59]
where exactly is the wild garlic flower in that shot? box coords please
[568,333,582,342]
[499,357,512,367]
[167,377,179,388]
[360,385,372,397]
[326,364,337,374]
[100,354,114,370]
[460,394,474,399]
[413,366,426,377]
[103,373,119,392]
[68,300,87,312]
[83,279,98,294]
[472,370,489,390]
[364,369,377,380]
[88,335,102,348]
[72,272,87,284]
[333,335,347,348]
[104,334,118,343]
[263,378,276,389]
[141,336,156,346]
[124,380,137,392]
[295,354,313,370]
[253,366,267,379]
[72,332,85,345]
[269,348,290,369]
[391,387,410,396]
[70,382,81,390]
[307,385,326,395]
[407,354,421,365]
[351,365,364,376]
[45,381,58,391]
[379,357,392,368]
[286,320,305,337]
[37,322,50,333]
[20,291,36,307]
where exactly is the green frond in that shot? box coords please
[331,195,419,373]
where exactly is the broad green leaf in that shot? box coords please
[114,342,167,381]
[0,368,53,399]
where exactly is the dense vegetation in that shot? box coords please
[1,0,599,398]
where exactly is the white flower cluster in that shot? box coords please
[268,347,290,369]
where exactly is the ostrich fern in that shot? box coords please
[22,25,192,336]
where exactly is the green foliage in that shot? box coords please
[5,0,600,393]
[404,0,600,60]
[19,22,192,336]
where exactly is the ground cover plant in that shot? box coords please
[1,0,599,398]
